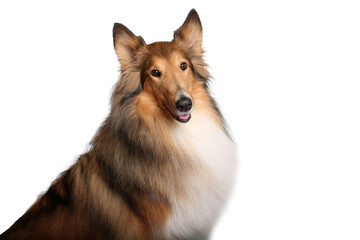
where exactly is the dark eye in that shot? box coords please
[151,69,161,77]
[180,62,188,71]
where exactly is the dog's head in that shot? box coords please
[113,9,210,123]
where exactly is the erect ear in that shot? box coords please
[174,9,210,80]
[174,9,203,57]
[113,23,145,68]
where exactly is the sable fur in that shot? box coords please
[0,9,236,240]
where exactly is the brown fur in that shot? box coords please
[0,9,227,240]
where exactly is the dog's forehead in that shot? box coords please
[150,55,184,73]
[147,42,184,59]
[143,42,186,67]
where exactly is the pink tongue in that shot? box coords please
[179,114,189,120]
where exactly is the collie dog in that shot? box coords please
[0,9,237,240]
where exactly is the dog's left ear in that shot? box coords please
[174,9,203,57]
[174,9,210,80]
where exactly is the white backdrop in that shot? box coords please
[0,1,359,239]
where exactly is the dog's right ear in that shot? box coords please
[113,23,145,68]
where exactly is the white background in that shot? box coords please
[0,1,359,239]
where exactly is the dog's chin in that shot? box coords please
[175,113,191,123]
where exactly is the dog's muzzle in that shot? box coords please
[175,97,192,123]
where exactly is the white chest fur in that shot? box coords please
[166,110,237,239]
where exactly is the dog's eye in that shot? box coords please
[180,62,188,71]
[151,69,161,77]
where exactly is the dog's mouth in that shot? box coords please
[176,113,191,123]
[163,104,192,123]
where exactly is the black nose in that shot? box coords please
[176,97,192,112]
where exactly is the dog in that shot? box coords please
[0,9,237,240]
